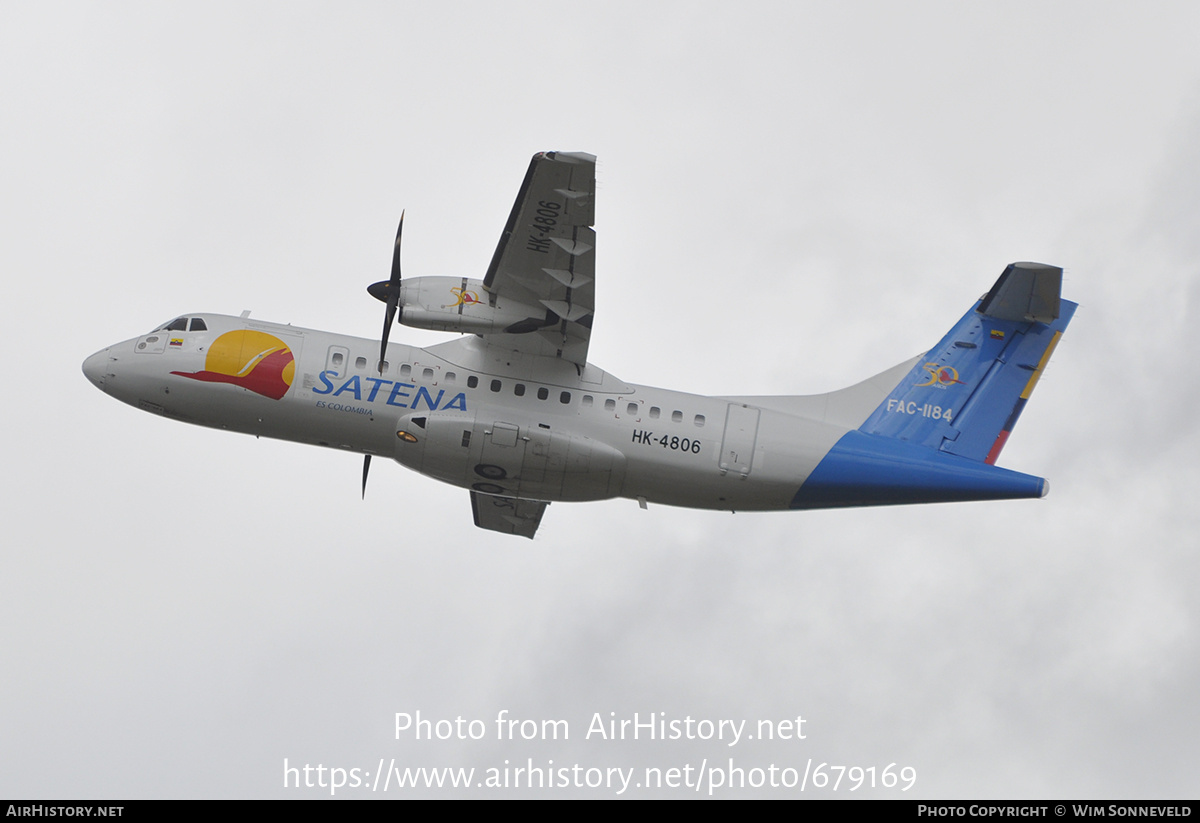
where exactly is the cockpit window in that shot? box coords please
[154,316,207,333]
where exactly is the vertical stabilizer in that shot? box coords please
[858,262,1075,464]
[791,262,1074,510]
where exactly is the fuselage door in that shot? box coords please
[489,422,520,448]
[719,403,760,476]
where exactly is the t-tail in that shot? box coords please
[791,262,1076,509]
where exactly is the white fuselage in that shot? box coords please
[83,313,859,512]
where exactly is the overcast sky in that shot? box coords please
[3,1,1199,798]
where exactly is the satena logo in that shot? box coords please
[917,363,965,389]
[172,330,295,400]
[312,371,467,412]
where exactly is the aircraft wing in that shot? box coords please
[470,491,548,539]
[482,151,596,367]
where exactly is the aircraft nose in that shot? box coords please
[82,348,110,391]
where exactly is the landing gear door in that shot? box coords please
[719,403,760,476]
[471,421,527,497]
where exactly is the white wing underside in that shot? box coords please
[461,152,596,539]
[470,491,548,539]
[480,151,596,368]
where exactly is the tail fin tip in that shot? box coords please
[978,261,1062,323]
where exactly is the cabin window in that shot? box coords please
[582,395,594,407]
[672,410,683,423]
[467,376,479,388]
[376,360,389,374]
[355,357,367,369]
[694,414,705,427]
[649,406,660,419]
[445,372,456,383]
[627,403,638,416]
[490,379,502,392]
[331,352,344,367]
[514,383,526,397]
[423,368,435,380]
[400,364,412,377]
[560,391,571,404]
[605,399,616,411]
[537,387,549,400]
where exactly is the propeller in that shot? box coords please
[367,211,405,372]
[362,211,406,499]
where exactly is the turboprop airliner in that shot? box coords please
[82,151,1075,538]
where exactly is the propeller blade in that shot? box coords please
[390,210,404,283]
[378,211,405,370]
[363,213,404,497]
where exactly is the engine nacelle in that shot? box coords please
[397,276,550,334]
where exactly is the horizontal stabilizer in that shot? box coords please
[791,430,1048,509]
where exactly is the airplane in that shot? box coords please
[82,151,1076,538]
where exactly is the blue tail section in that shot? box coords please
[791,262,1075,509]
[859,266,1075,464]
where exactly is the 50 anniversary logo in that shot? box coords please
[917,363,965,389]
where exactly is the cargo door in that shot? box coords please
[719,403,760,476]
